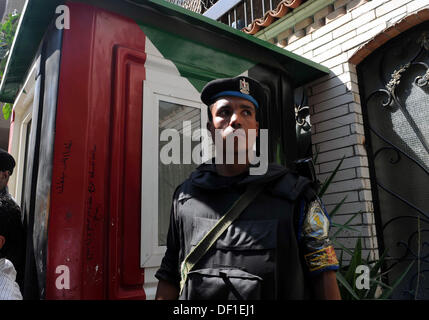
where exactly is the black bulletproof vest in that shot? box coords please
[176,163,316,300]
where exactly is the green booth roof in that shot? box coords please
[0,0,330,103]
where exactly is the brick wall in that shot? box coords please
[276,0,429,262]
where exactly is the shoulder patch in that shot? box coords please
[303,199,329,240]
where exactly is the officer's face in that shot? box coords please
[208,96,259,154]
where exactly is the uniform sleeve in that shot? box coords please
[297,196,339,275]
[154,188,181,288]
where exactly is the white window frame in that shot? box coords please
[140,54,209,269]
[8,61,38,203]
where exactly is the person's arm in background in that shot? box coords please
[297,197,342,300]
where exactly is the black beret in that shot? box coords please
[201,76,265,109]
[0,148,15,175]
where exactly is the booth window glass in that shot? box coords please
[158,100,201,246]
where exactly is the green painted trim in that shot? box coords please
[138,22,256,92]
[0,0,64,103]
[256,0,337,41]
[0,0,330,103]
[141,0,330,74]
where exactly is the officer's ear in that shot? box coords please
[251,104,259,137]
[206,104,214,131]
[207,120,215,144]
[0,235,5,250]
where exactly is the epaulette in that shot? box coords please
[268,171,318,202]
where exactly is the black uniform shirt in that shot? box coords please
[155,162,338,299]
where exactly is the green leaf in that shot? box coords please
[369,278,392,290]
[318,155,345,198]
[379,261,415,299]
[345,238,362,288]
[0,12,20,80]
[332,222,359,233]
[364,278,391,299]
[369,250,388,279]
[332,239,355,257]
[328,195,347,218]
[364,250,371,264]
[275,141,282,165]
[2,103,11,120]
[332,212,361,239]
[313,145,320,165]
[336,271,360,300]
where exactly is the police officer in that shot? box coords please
[155,76,341,300]
[0,148,25,295]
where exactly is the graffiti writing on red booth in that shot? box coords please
[85,145,101,261]
[56,140,72,194]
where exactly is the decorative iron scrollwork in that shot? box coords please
[374,146,401,164]
[362,28,429,299]
[373,60,429,154]
[383,33,429,104]
[414,63,429,87]
[417,32,429,51]
[295,104,311,131]
[386,63,411,95]
[295,86,311,132]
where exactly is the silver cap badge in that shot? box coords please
[239,78,250,95]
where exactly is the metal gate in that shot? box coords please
[358,21,429,299]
